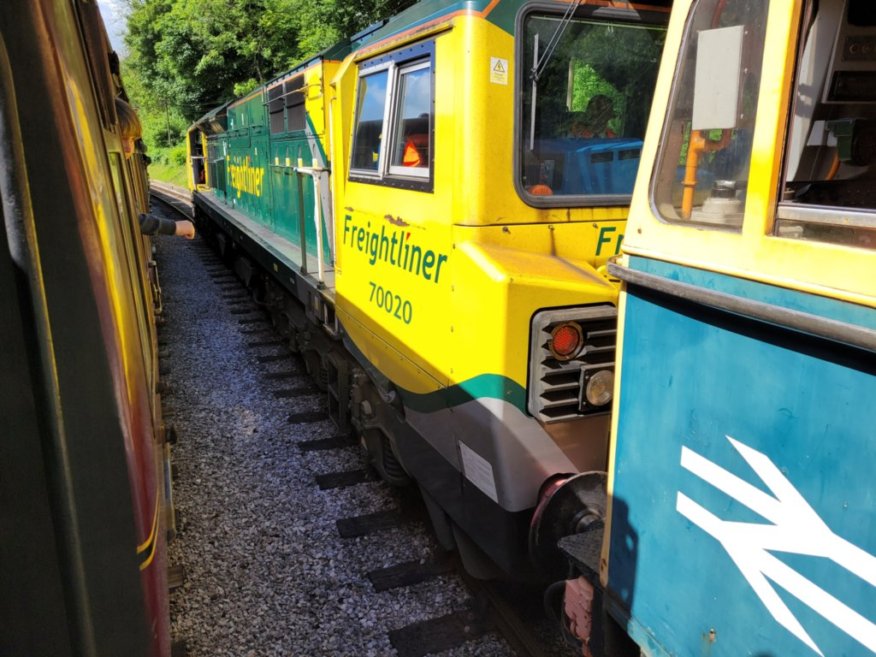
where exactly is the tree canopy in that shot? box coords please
[122,0,416,148]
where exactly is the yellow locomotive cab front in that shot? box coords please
[329,1,669,576]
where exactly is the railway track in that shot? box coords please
[150,183,576,657]
[151,180,194,217]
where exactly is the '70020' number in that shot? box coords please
[369,281,412,324]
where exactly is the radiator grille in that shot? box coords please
[528,306,617,423]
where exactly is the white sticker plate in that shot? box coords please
[459,441,498,503]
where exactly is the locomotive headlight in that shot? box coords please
[549,322,584,361]
[584,369,614,407]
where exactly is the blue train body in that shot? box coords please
[609,257,876,657]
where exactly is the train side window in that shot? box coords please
[387,61,431,176]
[285,76,306,132]
[268,75,305,135]
[208,137,227,195]
[350,68,389,172]
[74,1,115,128]
[775,0,876,249]
[268,83,284,134]
[517,7,667,206]
[651,0,768,229]
[107,153,151,324]
[349,42,434,191]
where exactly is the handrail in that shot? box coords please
[293,158,328,286]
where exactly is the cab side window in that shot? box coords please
[776,0,876,250]
[351,69,389,172]
[651,0,768,229]
[388,61,431,172]
[349,42,433,191]
[517,8,666,205]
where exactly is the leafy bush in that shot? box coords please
[124,0,419,124]
[171,144,188,165]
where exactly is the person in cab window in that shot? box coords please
[403,137,422,166]
[403,133,429,167]
[402,114,430,168]
[115,98,196,239]
[570,94,617,139]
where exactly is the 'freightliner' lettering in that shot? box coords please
[228,155,265,199]
[343,215,448,284]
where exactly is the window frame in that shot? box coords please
[285,75,307,132]
[647,0,770,232]
[771,1,876,250]
[350,62,393,177]
[513,3,669,208]
[267,81,285,134]
[349,41,435,192]
[386,59,433,179]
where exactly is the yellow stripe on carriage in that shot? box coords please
[136,494,161,571]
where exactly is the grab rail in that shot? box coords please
[292,158,328,287]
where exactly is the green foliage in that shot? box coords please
[147,148,188,187]
[125,0,278,120]
[170,144,188,165]
[233,79,261,98]
[569,64,618,112]
[569,64,622,135]
[564,23,665,137]
[123,0,417,127]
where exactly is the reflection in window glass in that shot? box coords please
[520,14,666,200]
[351,70,388,171]
[651,0,768,229]
[389,63,431,170]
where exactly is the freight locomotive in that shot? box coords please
[0,2,172,655]
[186,0,669,597]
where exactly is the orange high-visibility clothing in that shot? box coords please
[403,139,421,166]
[402,133,428,167]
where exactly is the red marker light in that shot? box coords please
[549,323,583,361]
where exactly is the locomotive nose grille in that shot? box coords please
[528,305,617,423]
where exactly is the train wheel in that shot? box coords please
[360,428,410,487]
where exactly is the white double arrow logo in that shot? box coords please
[676,436,876,656]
